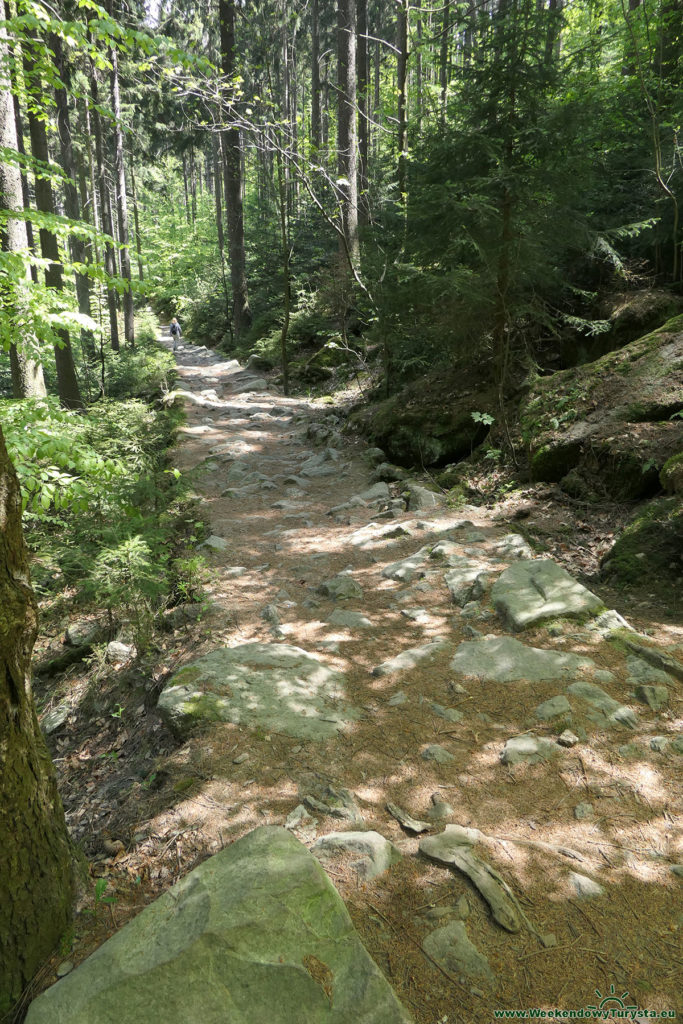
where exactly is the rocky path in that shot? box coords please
[35,335,683,1023]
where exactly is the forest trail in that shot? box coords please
[145,330,683,1022]
[40,331,681,1023]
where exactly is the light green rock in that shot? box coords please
[157,643,361,740]
[311,831,402,880]
[501,734,560,765]
[451,635,594,683]
[567,681,638,729]
[372,639,452,677]
[422,922,496,986]
[491,559,604,631]
[25,827,412,1024]
[318,575,364,601]
[534,695,572,721]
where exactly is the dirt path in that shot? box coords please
[40,335,683,1023]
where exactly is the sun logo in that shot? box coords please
[586,985,638,1015]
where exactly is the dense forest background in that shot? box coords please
[1,0,682,1012]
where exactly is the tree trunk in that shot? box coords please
[213,133,231,323]
[219,0,252,338]
[108,29,135,346]
[89,57,120,352]
[396,0,408,201]
[440,0,451,122]
[337,0,360,268]
[129,162,144,282]
[0,425,73,1013]
[53,32,96,361]
[23,46,84,409]
[311,0,321,151]
[0,22,47,399]
[357,0,369,220]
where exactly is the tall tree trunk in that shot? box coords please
[440,0,451,122]
[53,33,96,361]
[181,151,191,224]
[23,44,83,409]
[0,19,46,398]
[129,162,144,281]
[337,0,360,268]
[213,133,231,322]
[108,29,135,346]
[396,0,408,201]
[0,425,73,1013]
[311,0,321,151]
[357,0,369,220]
[219,0,252,338]
[415,0,423,128]
[89,59,120,352]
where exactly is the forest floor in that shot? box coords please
[29,332,683,1024]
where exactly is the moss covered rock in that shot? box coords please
[660,452,683,494]
[522,314,683,498]
[601,498,683,587]
[352,374,495,468]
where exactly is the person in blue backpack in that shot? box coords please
[169,317,182,350]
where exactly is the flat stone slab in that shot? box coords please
[311,831,402,880]
[26,827,412,1024]
[381,547,431,582]
[451,635,594,683]
[422,922,496,986]
[349,522,415,549]
[318,575,364,601]
[491,559,604,631]
[157,644,361,740]
[501,734,560,765]
[534,695,572,721]
[327,609,373,630]
[567,681,638,729]
[372,639,452,677]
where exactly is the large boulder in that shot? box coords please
[351,371,496,468]
[521,314,683,499]
[157,643,361,740]
[491,559,604,631]
[25,826,413,1024]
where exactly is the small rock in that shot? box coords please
[670,865,683,878]
[105,641,133,663]
[501,735,560,765]
[311,831,402,880]
[540,933,557,948]
[200,535,229,551]
[574,802,594,820]
[428,702,464,723]
[569,872,604,900]
[303,786,364,825]
[558,730,580,748]
[56,961,74,978]
[634,684,668,711]
[422,744,455,764]
[386,802,431,834]
[455,895,470,920]
[422,921,496,985]
[373,639,451,677]
[428,794,454,820]
[261,604,280,625]
[318,574,363,601]
[233,752,249,764]
[650,736,668,752]
[534,695,571,721]
[672,736,683,754]
[284,804,315,830]
[387,691,408,707]
[41,705,69,735]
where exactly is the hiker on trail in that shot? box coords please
[170,317,182,350]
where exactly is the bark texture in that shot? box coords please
[0,426,73,1012]
[0,20,46,398]
[219,0,252,339]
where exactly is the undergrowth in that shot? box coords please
[0,320,207,651]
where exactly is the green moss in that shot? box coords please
[530,441,582,481]
[660,452,683,494]
[603,497,683,587]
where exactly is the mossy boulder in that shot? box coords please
[601,497,683,587]
[522,314,683,499]
[660,452,683,494]
[352,374,495,468]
